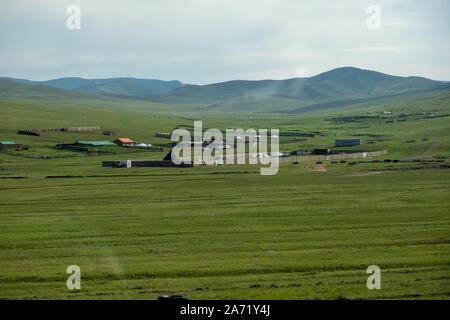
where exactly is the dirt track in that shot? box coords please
[402,141,443,160]
[343,171,384,177]
[302,164,327,172]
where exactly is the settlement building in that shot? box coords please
[114,138,136,147]
[335,138,362,147]
[75,141,116,147]
[0,141,25,151]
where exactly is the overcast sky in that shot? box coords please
[0,0,448,84]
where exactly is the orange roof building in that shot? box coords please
[113,138,136,146]
[117,138,134,143]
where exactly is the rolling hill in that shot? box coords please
[2,67,449,114]
[0,77,184,108]
[0,78,182,115]
[0,78,106,101]
[1,77,183,97]
[141,67,448,112]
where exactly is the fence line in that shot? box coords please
[19,126,101,134]
[102,150,388,168]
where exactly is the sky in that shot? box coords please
[0,0,449,84]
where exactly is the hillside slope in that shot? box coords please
[2,67,448,114]
[0,78,182,114]
[143,67,445,112]
[1,77,183,97]
[0,78,105,101]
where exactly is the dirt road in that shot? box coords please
[402,141,443,160]
[302,164,327,172]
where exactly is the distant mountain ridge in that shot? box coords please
[140,67,445,112]
[1,76,183,97]
[2,67,448,113]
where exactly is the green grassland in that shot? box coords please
[0,165,449,300]
[0,86,449,299]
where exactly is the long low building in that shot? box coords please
[102,160,194,168]
[76,141,116,146]
[335,138,362,147]
[0,141,25,151]
[18,126,101,134]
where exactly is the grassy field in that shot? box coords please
[0,90,449,299]
[0,164,449,299]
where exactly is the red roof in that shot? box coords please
[117,138,134,143]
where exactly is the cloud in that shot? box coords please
[345,47,401,53]
[0,0,448,83]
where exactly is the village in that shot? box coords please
[2,118,446,174]
[0,124,395,170]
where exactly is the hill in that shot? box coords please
[1,77,183,97]
[0,78,184,115]
[142,67,447,112]
[2,67,448,114]
[0,78,105,101]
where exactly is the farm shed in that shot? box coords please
[312,148,331,155]
[335,138,362,147]
[114,138,136,147]
[0,141,24,151]
[75,141,116,147]
[17,130,41,137]
[156,133,171,139]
